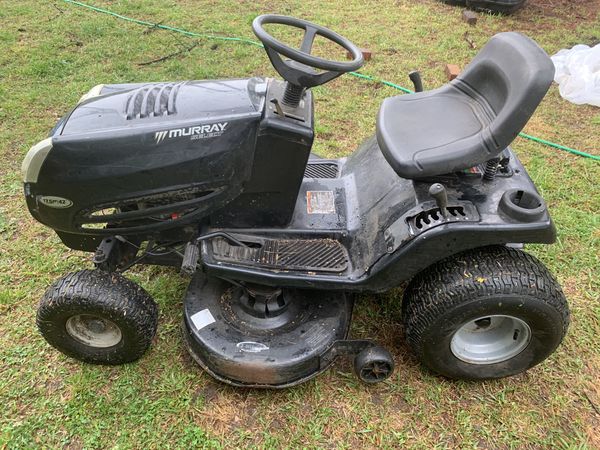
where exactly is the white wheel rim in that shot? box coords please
[65,314,122,348]
[450,315,531,364]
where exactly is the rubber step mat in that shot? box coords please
[304,162,338,179]
[211,238,348,273]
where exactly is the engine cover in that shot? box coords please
[22,78,267,249]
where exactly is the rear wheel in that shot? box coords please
[37,270,158,364]
[402,246,569,380]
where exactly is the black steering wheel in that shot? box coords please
[252,15,364,90]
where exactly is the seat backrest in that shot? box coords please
[454,32,555,154]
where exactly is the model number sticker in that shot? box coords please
[306,191,335,214]
[38,196,73,209]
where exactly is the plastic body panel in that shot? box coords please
[23,78,315,249]
[210,80,314,227]
[25,79,265,245]
[202,136,555,292]
[60,79,266,135]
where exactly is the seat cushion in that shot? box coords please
[376,85,494,179]
[376,33,554,180]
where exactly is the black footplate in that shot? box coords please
[211,237,348,273]
[304,162,339,179]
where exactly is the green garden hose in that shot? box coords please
[62,0,599,162]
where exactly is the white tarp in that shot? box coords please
[551,44,600,107]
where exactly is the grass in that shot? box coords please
[0,0,599,448]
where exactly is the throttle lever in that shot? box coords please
[429,183,448,218]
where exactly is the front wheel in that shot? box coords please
[402,246,569,380]
[37,270,158,364]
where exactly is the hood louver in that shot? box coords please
[125,82,184,120]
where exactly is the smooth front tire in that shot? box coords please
[402,246,569,380]
[37,270,158,364]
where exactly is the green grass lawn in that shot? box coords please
[1,0,599,448]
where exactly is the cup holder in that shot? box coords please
[498,189,546,222]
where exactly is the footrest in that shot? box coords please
[211,237,348,273]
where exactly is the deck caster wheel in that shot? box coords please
[354,346,394,384]
[37,270,158,364]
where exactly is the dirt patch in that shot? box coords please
[513,0,600,30]
[192,380,221,405]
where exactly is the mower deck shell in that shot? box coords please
[182,273,353,388]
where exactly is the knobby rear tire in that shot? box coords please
[402,246,569,380]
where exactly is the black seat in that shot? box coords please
[376,32,555,179]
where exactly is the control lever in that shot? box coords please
[409,71,424,92]
[429,183,448,218]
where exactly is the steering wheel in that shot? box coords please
[252,15,364,90]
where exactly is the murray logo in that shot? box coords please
[38,196,73,209]
[154,122,228,144]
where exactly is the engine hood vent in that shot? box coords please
[59,78,266,136]
[125,82,184,120]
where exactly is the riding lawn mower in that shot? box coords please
[23,15,569,388]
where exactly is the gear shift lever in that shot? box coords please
[429,183,448,218]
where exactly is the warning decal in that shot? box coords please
[190,309,216,331]
[306,191,336,214]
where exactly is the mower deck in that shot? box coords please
[182,273,354,388]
